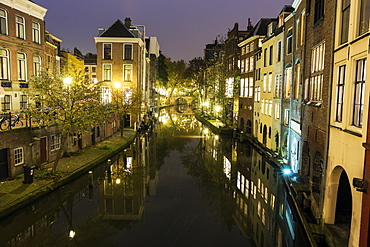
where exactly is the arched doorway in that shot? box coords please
[335,171,352,224]
[263,125,267,145]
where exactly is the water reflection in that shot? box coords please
[0,108,309,246]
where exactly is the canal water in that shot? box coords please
[0,108,310,247]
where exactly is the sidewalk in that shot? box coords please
[0,129,137,220]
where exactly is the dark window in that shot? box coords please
[264,48,267,67]
[124,44,132,60]
[0,9,7,35]
[353,59,366,127]
[335,65,346,122]
[103,44,111,60]
[277,41,282,62]
[269,45,273,65]
[2,95,11,111]
[287,30,293,54]
[20,95,28,109]
[340,0,350,44]
[314,0,325,23]
[359,0,370,35]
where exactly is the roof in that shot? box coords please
[99,19,135,38]
[245,18,276,39]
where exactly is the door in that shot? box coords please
[40,137,47,164]
[0,148,9,180]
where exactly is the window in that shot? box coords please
[255,68,261,81]
[14,147,24,166]
[263,74,267,92]
[335,65,346,122]
[92,67,96,73]
[249,77,254,97]
[255,86,261,102]
[275,74,282,98]
[32,22,40,44]
[20,95,28,109]
[50,134,61,151]
[285,67,292,98]
[245,58,249,72]
[269,100,272,116]
[123,87,132,104]
[314,0,325,23]
[353,59,366,127]
[123,64,132,82]
[240,78,246,97]
[0,49,9,80]
[294,64,301,100]
[340,0,350,44]
[359,0,370,35]
[284,109,290,125]
[0,9,8,35]
[2,95,11,111]
[277,41,282,62]
[16,16,25,39]
[264,48,267,67]
[103,64,112,81]
[269,45,273,65]
[301,11,306,45]
[275,103,280,119]
[17,52,27,81]
[268,73,272,93]
[103,43,111,60]
[287,29,293,54]
[250,57,254,71]
[33,55,41,76]
[308,42,325,101]
[124,44,133,60]
[100,86,112,104]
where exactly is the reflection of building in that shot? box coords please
[99,134,150,220]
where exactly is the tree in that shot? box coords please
[164,58,191,103]
[185,57,206,106]
[111,86,143,136]
[27,67,107,174]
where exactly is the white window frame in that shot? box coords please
[32,21,40,44]
[124,44,133,60]
[50,134,61,151]
[0,9,8,35]
[123,64,132,82]
[102,64,112,81]
[100,86,112,104]
[103,43,112,60]
[14,147,24,166]
[33,55,41,76]
[16,15,25,39]
[17,52,27,81]
[0,48,9,80]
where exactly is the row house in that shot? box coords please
[94,18,160,128]
[0,0,61,113]
[323,0,370,246]
[205,0,369,244]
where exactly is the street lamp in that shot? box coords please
[63,77,72,85]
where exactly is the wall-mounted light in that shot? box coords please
[353,177,366,192]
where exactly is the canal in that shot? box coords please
[0,107,310,247]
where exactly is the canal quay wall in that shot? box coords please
[195,113,335,247]
[0,129,137,220]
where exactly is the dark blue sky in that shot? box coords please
[34,0,292,62]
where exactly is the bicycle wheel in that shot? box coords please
[15,119,23,128]
[0,119,10,130]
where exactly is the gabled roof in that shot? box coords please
[245,18,276,38]
[99,19,135,38]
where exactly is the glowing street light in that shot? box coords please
[63,77,72,85]
[283,168,292,176]
[215,105,222,112]
[113,82,121,89]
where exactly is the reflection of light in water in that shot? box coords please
[115,178,121,184]
[69,230,75,239]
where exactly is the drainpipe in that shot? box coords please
[319,0,337,224]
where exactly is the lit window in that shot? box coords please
[124,44,133,60]
[17,52,27,81]
[103,64,112,81]
[271,194,276,210]
[249,77,254,97]
[32,22,40,44]
[33,55,41,76]
[103,43,112,60]
[50,134,61,151]
[0,49,9,80]
[123,87,132,104]
[250,56,254,71]
[16,16,25,39]
[335,65,346,122]
[285,67,292,98]
[275,103,280,119]
[275,74,282,98]
[0,9,8,35]
[14,147,24,166]
[268,73,272,93]
[123,64,132,82]
[100,86,112,104]
[284,109,289,126]
[353,58,366,127]
[263,74,267,92]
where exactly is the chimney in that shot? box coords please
[125,17,132,28]
[247,18,253,31]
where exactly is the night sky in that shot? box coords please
[33,0,292,62]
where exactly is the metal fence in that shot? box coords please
[0,112,42,131]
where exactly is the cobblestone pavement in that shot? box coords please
[0,129,136,219]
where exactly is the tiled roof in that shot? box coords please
[245,18,275,38]
[99,19,135,38]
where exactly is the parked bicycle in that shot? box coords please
[0,113,23,130]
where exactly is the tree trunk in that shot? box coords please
[52,132,68,175]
